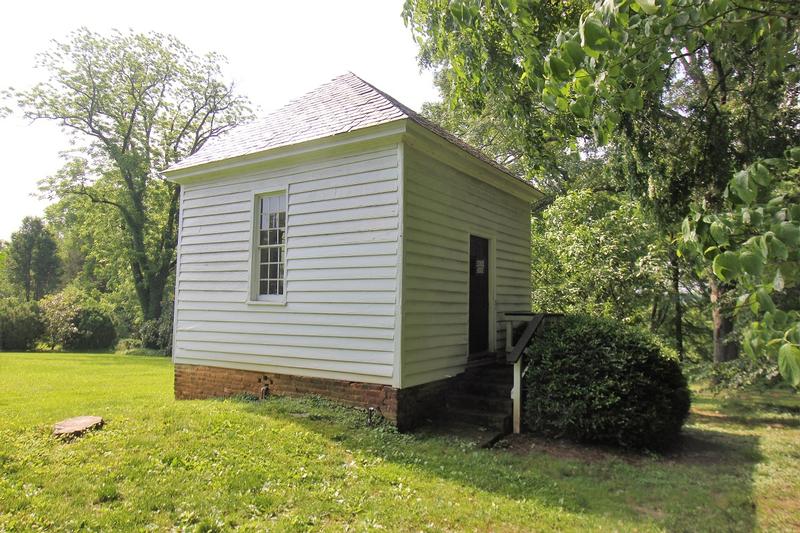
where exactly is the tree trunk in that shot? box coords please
[709,275,739,363]
[650,296,660,332]
[719,315,739,361]
[127,184,179,327]
[669,246,685,361]
[132,264,171,323]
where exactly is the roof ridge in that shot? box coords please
[320,73,527,183]
[165,72,537,192]
[342,72,415,119]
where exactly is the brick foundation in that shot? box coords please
[174,363,452,430]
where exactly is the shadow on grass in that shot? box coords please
[239,397,762,531]
[690,411,800,429]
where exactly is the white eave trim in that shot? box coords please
[162,120,408,185]
[162,117,543,203]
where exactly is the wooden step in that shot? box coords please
[447,406,511,432]
[447,392,512,412]
[463,365,513,381]
[458,378,513,396]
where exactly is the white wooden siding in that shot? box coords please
[174,145,401,384]
[401,146,531,387]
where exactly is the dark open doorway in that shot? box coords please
[469,235,490,354]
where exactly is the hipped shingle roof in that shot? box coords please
[168,72,530,187]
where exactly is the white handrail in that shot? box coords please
[503,312,555,434]
[512,358,522,433]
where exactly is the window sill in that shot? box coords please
[245,298,287,307]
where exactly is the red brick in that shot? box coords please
[174,363,456,429]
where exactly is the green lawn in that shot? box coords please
[0,353,798,532]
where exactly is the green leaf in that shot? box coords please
[730,170,756,203]
[756,235,769,257]
[749,162,771,187]
[498,0,518,13]
[569,96,590,118]
[580,17,613,52]
[774,269,785,292]
[778,343,800,388]
[635,0,659,15]
[681,217,692,240]
[743,331,756,358]
[547,55,572,82]
[772,309,788,328]
[709,221,729,245]
[736,292,750,309]
[592,122,609,146]
[741,208,764,226]
[739,251,764,277]
[712,251,740,281]
[622,89,643,111]
[789,325,800,345]
[564,39,585,66]
[756,288,776,314]
[776,222,800,246]
[741,208,751,225]
[449,1,478,26]
[542,88,557,110]
[768,235,788,260]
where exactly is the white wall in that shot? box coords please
[174,144,401,385]
[401,146,532,387]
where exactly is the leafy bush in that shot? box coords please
[75,306,117,350]
[115,337,165,356]
[115,337,142,352]
[40,288,116,350]
[0,298,44,351]
[139,301,173,354]
[524,314,691,450]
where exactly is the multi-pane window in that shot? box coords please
[256,193,286,299]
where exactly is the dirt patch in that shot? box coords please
[413,421,506,449]
[496,433,643,463]
[495,428,753,466]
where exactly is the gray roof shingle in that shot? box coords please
[167,72,533,187]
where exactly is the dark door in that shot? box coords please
[469,235,489,354]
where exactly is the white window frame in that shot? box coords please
[247,188,288,305]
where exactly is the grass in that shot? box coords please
[0,353,798,532]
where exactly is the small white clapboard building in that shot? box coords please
[164,73,542,428]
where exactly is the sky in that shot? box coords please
[0,0,439,240]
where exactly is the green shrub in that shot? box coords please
[139,301,173,354]
[40,288,116,351]
[0,298,44,351]
[115,337,143,352]
[524,314,691,450]
[115,337,164,356]
[74,306,116,350]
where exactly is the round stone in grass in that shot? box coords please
[53,416,104,439]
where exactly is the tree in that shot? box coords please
[404,0,800,365]
[533,0,800,363]
[406,0,593,193]
[530,190,661,321]
[682,150,800,386]
[44,192,144,341]
[7,28,252,328]
[5,217,61,301]
[0,241,13,298]
[421,73,598,195]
